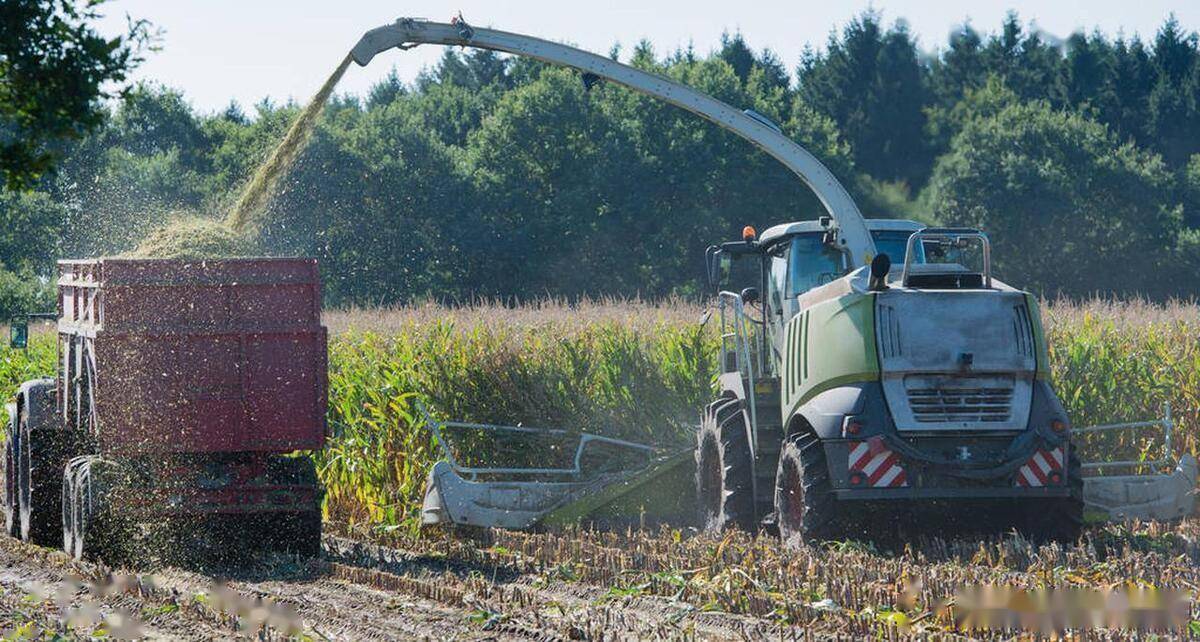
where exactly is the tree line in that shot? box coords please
[3,10,1200,312]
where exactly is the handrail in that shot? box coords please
[415,400,653,479]
[718,291,758,447]
[1075,403,1174,472]
[901,228,992,289]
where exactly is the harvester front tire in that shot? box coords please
[268,511,322,558]
[774,431,839,547]
[695,397,756,532]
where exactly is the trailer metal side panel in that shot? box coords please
[56,258,327,455]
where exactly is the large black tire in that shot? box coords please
[695,397,756,532]
[263,511,322,557]
[18,421,64,546]
[263,456,322,557]
[61,464,73,554]
[3,436,18,538]
[1019,447,1084,543]
[75,459,134,565]
[62,456,91,559]
[774,431,840,547]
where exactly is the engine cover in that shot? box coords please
[875,288,1036,432]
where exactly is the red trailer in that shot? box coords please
[3,258,327,560]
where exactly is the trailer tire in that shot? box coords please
[1020,447,1084,543]
[62,467,73,553]
[18,422,65,546]
[73,459,134,565]
[775,431,839,547]
[695,397,756,532]
[269,511,322,557]
[4,437,17,538]
[264,456,322,557]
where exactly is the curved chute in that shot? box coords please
[351,17,877,266]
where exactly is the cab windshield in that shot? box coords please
[787,233,843,295]
[784,229,923,297]
[871,230,924,266]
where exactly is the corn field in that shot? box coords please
[2,299,1197,533]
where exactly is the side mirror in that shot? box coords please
[740,287,760,306]
[869,253,892,291]
[705,246,733,292]
[9,321,28,349]
[705,246,718,290]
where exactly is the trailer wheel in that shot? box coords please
[62,467,73,553]
[4,437,17,538]
[1020,447,1084,543]
[18,420,64,546]
[73,459,133,565]
[774,431,839,547]
[62,457,90,558]
[266,511,322,557]
[695,397,756,531]
[264,456,322,557]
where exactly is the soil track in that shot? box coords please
[2,521,1198,640]
[0,531,783,640]
[0,535,497,640]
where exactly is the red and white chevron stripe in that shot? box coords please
[847,438,908,488]
[1014,446,1064,487]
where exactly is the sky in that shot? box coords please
[93,1,1200,114]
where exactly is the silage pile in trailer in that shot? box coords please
[128,54,353,257]
[129,217,258,259]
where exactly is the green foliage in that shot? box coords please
[0,189,63,273]
[0,268,53,321]
[0,331,54,424]
[0,0,154,189]
[797,11,932,185]
[6,12,1200,302]
[1183,154,1200,228]
[1045,303,1200,462]
[315,318,713,530]
[926,99,1181,296]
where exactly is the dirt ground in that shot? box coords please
[0,531,788,641]
[1,521,1198,640]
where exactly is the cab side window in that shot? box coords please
[768,249,788,312]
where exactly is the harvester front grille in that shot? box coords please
[906,384,1013,424]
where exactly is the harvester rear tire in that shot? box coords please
[695,397,756,532]
[1020,447,1084,543]
[774,431,839,547]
